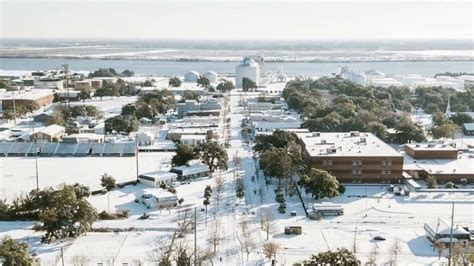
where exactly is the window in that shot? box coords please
[352,170,357,174]
[387,170,391,174]
[382,160,386,166]
[357,170,362,174]
[381,170,386,174]
[387,160,392,166]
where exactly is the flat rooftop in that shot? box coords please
[0,89,55,100]
[298,132,401,157]
[405,143,458,151]
[403,153,474,175]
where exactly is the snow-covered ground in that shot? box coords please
[0,152,174,200]
[1,89,473,265]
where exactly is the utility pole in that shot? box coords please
[35,148,40,190]
[447,202,455,266]
[194,206,197,266]
[135,134,139,181]
[353,226,357,254]
[62,64,70,107]
[12,87,17,125]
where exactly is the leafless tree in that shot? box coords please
[132,259,144,266]
[432,240,444,260]
[208,220,222,253]
[366,245,378,266]
[214,174,225,209]
[259,210,276,240]
[239,216,255,261]
[389,239,402,266]
[147,232,177,265]
[451,243,471,266]
[262,241,279,262]
[176,208,194,234]
[70,255,90,266]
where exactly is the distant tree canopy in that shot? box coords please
[242,77,257,92]
[450,112,473,126]
[434,72,473,78]
[299,168,340,200]
[0,184,96,243]
[216,80,235,93]
[282,77,428,143]
[181,90,199,102]
[299,248,360,265]
[105,115,139,134]
[45,104,101,130]
[89,68,118,78]
[197,76,210,88]
[169,76,182,87]
[413,86,473,113]
[2,101,40,120]
[120,69,135,77]
[121,89,176,120]
[199,141,228,174]
[95,78,136,99]
[172,144,199,166]
[253,130,299,153]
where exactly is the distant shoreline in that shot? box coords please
[1,56,473,64]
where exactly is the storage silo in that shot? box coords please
[235,57,259,88]
[204,71,218,82]
[184,70,200,82]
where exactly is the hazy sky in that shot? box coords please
[1,0,472,39]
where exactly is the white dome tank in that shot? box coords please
[184,70,200,82]
[204,71,218,82]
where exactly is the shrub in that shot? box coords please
[98,210,130,220]
[168,187,177,194]
[338,185,346,194]
[444,182,455,188]
[278,203,286,214]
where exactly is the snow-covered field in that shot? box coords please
[0,152,174,199]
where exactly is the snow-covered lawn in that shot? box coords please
[0,152,174,200]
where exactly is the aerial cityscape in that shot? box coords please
[0,0,473,265]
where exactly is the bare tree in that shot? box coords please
[262,241,279,262]
[239,216,255,261]
[259,210,276,240]
[451,243,471,266]
[147,233,177,265]
[214,174,225,208]
[176,208,194,235]
[389,239,402,266]
[208,220,222,253]
[132,259,144,266]
[366,246,378,266]
[195,248,216,266]
[70,255,90,266]
[432,240,444,260]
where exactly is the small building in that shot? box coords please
[204,71,218,82]
[33,112,53,123]
[180,134,206,146]
[405,143,459,160]
[462,123,474,136]
[75,80,92,91]
[170,163,210,180]
[62,133,104,143]
[141,189,178,208]
[138,171,178,187]
[424,219,471,244]
[34,77,64,90]
[137,131,155,146]
[31,124,65,142]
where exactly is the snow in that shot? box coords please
[0,152,175,200]
[0,88,473,265]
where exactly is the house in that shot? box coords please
[297,131,404,183]
[176,99,222,118]
[424,219,471,244]
[180,134,206,146]
[462,123,474,136]
[31,124,65,142]
[138,171,178,187]
[170,163,210,180]
[62,133,104,143]
[33,112,53,123]
[141,189,178,208]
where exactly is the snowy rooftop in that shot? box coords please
[139,170,177,181]
[405,143,458,151]
[298,132,401,157]
[0,89,55,100]
[403,153,474,175]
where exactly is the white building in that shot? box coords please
[180,134,207,146]
[170,163,210,180]
[34,77,64,90]
[142,189,178,208]
[138,171,178,187]
[235,57,260,88]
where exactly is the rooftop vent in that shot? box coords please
[350,131,360,137]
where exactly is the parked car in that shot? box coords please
[373,236,386,241]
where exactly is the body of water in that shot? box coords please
[1,58,473,77]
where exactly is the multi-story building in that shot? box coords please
[297,131,403,183]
